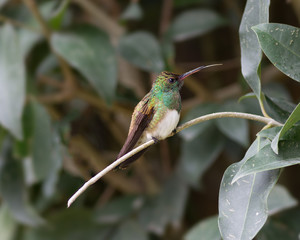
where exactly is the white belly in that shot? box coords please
[146,109,180,140]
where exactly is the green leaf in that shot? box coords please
[95,195,142,224]
[120,2,143,20]
[24,208,111,240]
[21,102,63,192]
[267,185,297,215]
[16,1,58,30]
[263,81,293,100]
[265,95,295,123]
[179,103,218,141]
[0,24,25,139]
[1,6,42,58]
[0,140,43,226]
[239,0,270,99]
[41,131,63,198]
[228,137,271,186]
[7,3,56,57]
[31,102,54,182]
[13,104,34,159]
[271,103,300,154]
[118,31,165,73]
[18,29,41,58]
[51,25,117,102]
[279,125,300,141]
[112,220,149,240]
[36,54,59,76]
[253,23,300,82]
[232,140,300,181]
[239,137,271,164]
[179,125,225,186]
[219,167,279,239]
[219,167,280,240]
[257,126,281,140]
[49,0,70,30]
[257,207,300,240]
[169,9,226,42]
[216,101,249,147]
[238,92,256,102]
[138,173,188,235]
[184,215,221,240]
[39,1,60,22]
[219,138,280,240]
[265,96,295,114]
[0,205,17,240]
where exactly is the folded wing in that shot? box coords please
[116,96,155,169]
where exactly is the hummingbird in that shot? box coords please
[116,64,220,169]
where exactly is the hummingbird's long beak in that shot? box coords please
[178,63,222,81]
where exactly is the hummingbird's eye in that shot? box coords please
[168,78,175,83]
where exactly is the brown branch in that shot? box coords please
[159,0,173,36]
[75,89,132,116]
[38,92,71,104]
[38,75,64,89]
[23,0,51,39]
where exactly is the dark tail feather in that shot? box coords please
[115,147,149,170]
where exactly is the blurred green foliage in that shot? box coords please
[0,0,299,239]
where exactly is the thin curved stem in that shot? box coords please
[259,98,272,119]
[67,112,282,207]
[175,112,281,134]
[67,139,155,207]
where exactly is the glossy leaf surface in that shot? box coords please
[239,0,270,98]
[0,24,25,139]
[219,138,279,240]
[169,9,225,42]
[253,23,300,82]
[119,31,164,73]
[52,25,117,102]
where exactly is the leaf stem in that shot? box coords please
[259,98,271,119]
[67,111,282,207]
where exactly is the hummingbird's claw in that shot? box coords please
[172,128,177,135]
[152,137,159,144]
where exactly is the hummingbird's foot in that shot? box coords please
[172,128,177,135]
[152,136,159,144]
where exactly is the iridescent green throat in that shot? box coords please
[151,75,182,112]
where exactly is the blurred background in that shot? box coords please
[0,0,299,239]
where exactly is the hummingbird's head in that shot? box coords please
[153,64,222,93]
[154,71,182,93]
